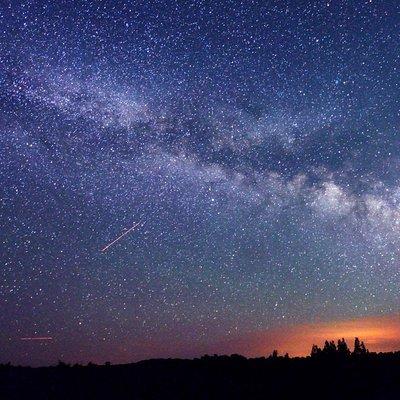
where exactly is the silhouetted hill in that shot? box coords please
[2,350,400,399]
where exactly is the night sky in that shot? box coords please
[1,0,400,366]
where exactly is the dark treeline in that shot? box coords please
[1,338,400,399]
[310,336,368,359]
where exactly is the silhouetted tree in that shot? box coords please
[271,350,278,358]
[337,338,351,358]
[230,354,246,361]
[311,344,322,358]
[57,360,70,368]
[360,341,368,355]
[353,337,362,356]
[322,340,337,357]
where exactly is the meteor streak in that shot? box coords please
[21,337,53,341]
[101,222,142,252]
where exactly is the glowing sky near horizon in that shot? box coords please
[1,0,400,366]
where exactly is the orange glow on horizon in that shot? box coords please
[238,314,400,357]
[74,314,400,365]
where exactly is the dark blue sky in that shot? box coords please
[1,0,400,365]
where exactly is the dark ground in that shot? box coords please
[1,353,400,399]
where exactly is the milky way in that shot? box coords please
[1,0,400,365]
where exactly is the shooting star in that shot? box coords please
[101,221,142,252]
[21,337,53,341]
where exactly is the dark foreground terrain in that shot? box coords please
[2,352,400,399]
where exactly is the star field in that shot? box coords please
[0,0,400,365]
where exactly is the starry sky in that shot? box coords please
[1,0,400,366]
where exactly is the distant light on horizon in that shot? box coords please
[223,315,400,358]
